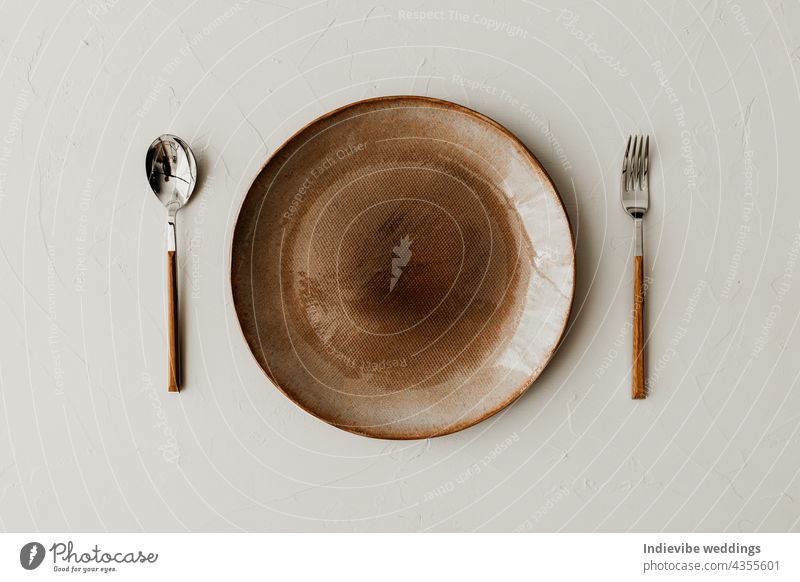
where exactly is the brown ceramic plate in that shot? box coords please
[231,96,574,439]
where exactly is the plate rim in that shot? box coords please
[229,94,576,440]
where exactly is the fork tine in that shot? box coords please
[622,135,631,190]
[630,135,639,190]
[643,135,649,184]
[637,134,645,189]
[623,135,632,172]
[626,136,632,191]
[637,135,645,190]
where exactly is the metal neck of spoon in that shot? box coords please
[166,201,180,252]
[167,217,177,252]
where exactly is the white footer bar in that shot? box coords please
[1,533,797,581]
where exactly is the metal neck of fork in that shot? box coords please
[634,217,643,257]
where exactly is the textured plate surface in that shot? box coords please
[231,96,574,439]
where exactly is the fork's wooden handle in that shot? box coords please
[167,250,180,393]
[633,255,645,399]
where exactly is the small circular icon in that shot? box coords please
[20,542,45,570]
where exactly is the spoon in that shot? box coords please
[146,134,197,393]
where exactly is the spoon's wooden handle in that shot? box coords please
[632,255,645,399]
[167,250,180,393]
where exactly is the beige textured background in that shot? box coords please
[0,0,798,532]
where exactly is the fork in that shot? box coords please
[621,135,649,399]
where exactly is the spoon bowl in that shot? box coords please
[146,134,197,215]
